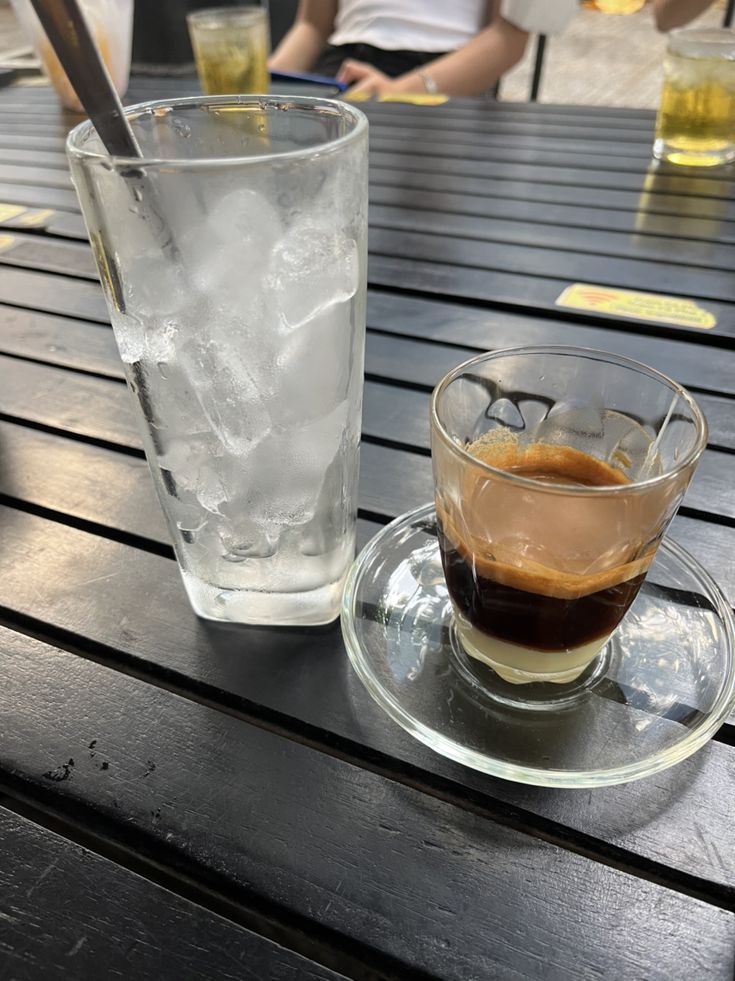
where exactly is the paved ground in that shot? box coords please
[0,1,727,108]
[503,3,725,106]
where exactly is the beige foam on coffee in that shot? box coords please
[438,438,661,601]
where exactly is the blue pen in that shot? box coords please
[270,70,348,92]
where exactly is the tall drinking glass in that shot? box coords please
[654,29,735,167]
[67,96,368,625]
[188,5,270,95]
[11,0,133,111]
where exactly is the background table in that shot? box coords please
[1,79,735,980]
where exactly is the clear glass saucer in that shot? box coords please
[341,503,735,788]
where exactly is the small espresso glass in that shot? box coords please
[430,347,707,690]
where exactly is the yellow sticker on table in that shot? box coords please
[556,283,716,330]
[0,204,55,229]
[377,93,448,105]
[0,204,26,223]
[0,234,16,253]
[18,208,55,227]
[15,76,51,87]
[346,92,448,105]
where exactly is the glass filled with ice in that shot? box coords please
[67,96,368,625]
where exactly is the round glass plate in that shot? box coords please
[341,503,735,788]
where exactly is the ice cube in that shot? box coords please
[265,301,355,427]
[184,188,283,320]
[111,310,145,364]
[269,222,358,330]
[218,514,279,561]
[229,400,350,527]
[123,246,189,321]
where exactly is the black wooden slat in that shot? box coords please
[0,266,107,320]
[370,181,735,245]
[0,288,732,452]
[5,624,733,980]
[0,305,119,374]
[0,418,385,553]
[362,99,655,126]
[0,86,653,121]
[0,355,138,447]
[0,508,734,912]
[371,139,735,198]
[2,247,732,360]
[0,419,165,543]
[371,166,735,222]
[0,180,79,211]
[0,116,725,204]
[365,291,735,399]
[0,113,656,145]
[0,146,69,169]
[370,203,735,272]
[1,401,733,610]
[367,120,656,160]
[366,335,735,450]
[375,119,653,144]
[0,355,732,524]
[370,150,735,203]
[366,120,735,187]
[0,352,426,515]
[0,105,83,120]
[369,227,735,304]
[363,380,735,520]
[370,131,661,173]
[0,807,344,981]
[10,209,86,239]
[0,300,732,459]
[0,164,75,190]
[368,253,735,345]
[2,288,734,411]
[0,82,655,124]
[5,201,732,287]
[0,132,71,152]
[365,334,735,456]
[1,225,731,344]
[30,171,732,250]
[0,231,97,278]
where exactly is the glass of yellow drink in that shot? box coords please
[654,28,735,167]
[187,5,270,96]
[10,0,133,111]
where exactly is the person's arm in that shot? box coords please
[269,0,338,72]
[339,15,530,97]
[651,0,716,32]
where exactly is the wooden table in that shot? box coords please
[1,78,735,980]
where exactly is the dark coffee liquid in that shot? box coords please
[437,442,653,654]
[438,524,645,652]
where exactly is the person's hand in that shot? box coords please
[337,59,397,96]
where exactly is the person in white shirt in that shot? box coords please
[270,0,579,97]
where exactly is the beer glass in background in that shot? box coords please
[68,96,368,625]
[431,348,707,686]
[654,29,735,167]
[188,5,270,95]
[10,0,133,111]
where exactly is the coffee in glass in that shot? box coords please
[431,348,707,685]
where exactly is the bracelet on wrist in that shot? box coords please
[417,68,438,94]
